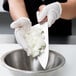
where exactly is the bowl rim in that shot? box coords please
[0,49,65,74]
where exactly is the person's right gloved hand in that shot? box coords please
[37,2,62,27]
[10,17,32,56]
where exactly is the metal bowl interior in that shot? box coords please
[4,49,65,72]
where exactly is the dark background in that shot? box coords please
[0,12,76,35]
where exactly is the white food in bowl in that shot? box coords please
[24,25,46,57]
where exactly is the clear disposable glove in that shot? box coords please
[37,2,62,27]
[10,17,32,56]
[11,17,46,57]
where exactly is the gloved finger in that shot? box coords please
[10,18,25,29]
[15,28,31,56]
[36,11,48,24]
[10,17,32,29]
[47,12,56,27]
[37,7,47,23]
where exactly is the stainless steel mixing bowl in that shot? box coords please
[1,49,65,76]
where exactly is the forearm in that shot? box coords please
[8,0,28,20]
[61,0,76,19]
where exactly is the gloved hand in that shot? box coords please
[10,17,32,56]
[37,2,62,27]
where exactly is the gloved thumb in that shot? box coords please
[36,7,47,23]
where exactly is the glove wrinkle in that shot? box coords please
[36,2,62,27]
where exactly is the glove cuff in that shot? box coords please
[10,17,32,29]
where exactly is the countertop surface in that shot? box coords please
[0,35,76,76]
[0,44,76,76]
[0,34,76,44]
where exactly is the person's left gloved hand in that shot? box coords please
[10,17,32,56]
[10,17,46,57]
[37,2,62,27]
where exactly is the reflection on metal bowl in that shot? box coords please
[1,49,65,76]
